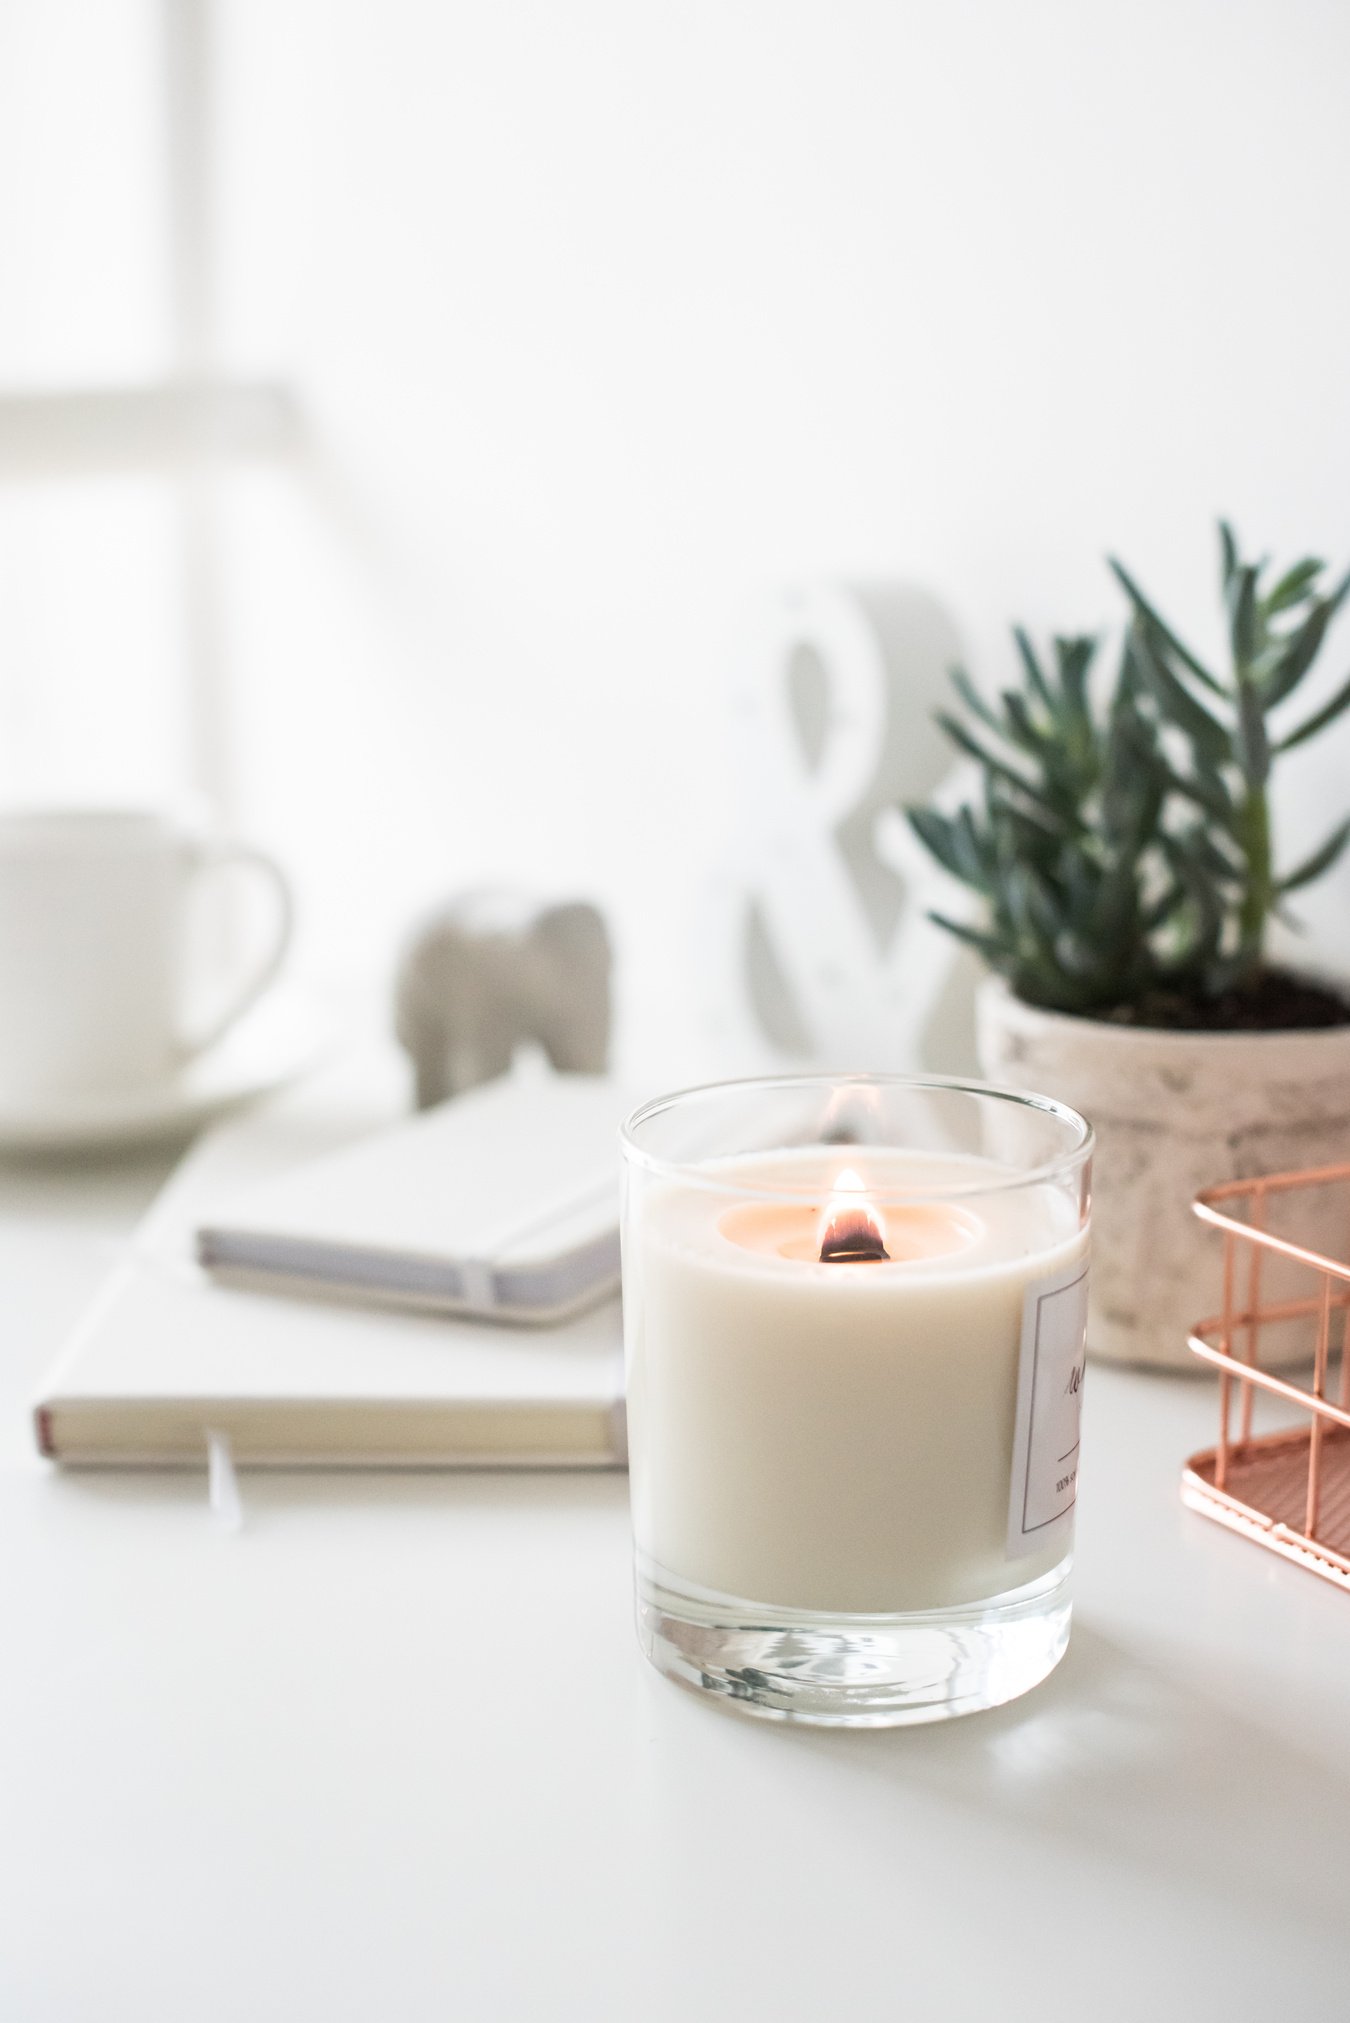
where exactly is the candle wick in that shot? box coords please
[819,1209,890,1264]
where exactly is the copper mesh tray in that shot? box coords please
[1184,1161,1350,1590]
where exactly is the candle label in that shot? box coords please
[1006,1257,1089,1560]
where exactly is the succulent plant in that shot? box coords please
[1111,529,1350,991]
[907,526,1350,1018]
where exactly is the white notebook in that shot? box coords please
[34,1053,627,1469]
[196,1071,628,1323]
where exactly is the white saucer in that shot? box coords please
[0,989,331,1153]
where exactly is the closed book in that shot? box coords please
[196,1071,628,1323]
[33,1052,626,1469]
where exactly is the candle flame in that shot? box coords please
[818,1167,890,1263]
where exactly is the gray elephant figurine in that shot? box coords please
[394,891,613,1108]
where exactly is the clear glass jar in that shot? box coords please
[620,1073,1092,1726]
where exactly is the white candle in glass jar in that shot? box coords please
[624,1148,1088,1614]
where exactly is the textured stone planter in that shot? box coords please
[976,977,1350,1371]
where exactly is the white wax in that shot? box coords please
[624,1148,1087,1613]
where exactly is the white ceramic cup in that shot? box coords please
[0,809,294,1104]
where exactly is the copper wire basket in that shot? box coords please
[1183,1161,1350,1589]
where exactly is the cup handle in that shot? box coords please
[179,839,295,1060]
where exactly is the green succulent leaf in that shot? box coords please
[1143,881,1186,932]
[1263,571,1350,705]
[956,806,993,881]
[905,808,966,886]
[1161,763,1235,827]
[1001,690,1056,756]
[1277,817,1350,895]
[1012,628,1057,715]
[1227,566,1259,669]
[1276,667,1350,752]
[1053,635,1095,717]
[1129,621,1230,759]
[1108,557,1224,695]
[1194,828,1241,879]
[947,665,1006,739]
[925,911,1009,966]
[1165,836,1226,972]
[1265,557,1323,614]
[934,712,1058,812]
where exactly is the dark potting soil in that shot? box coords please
[1091,967,1350,1034]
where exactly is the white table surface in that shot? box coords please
[3,1139,1350,2022]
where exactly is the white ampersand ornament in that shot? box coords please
[718,579,978,1072]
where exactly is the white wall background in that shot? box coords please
[2,0,1349,1066]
